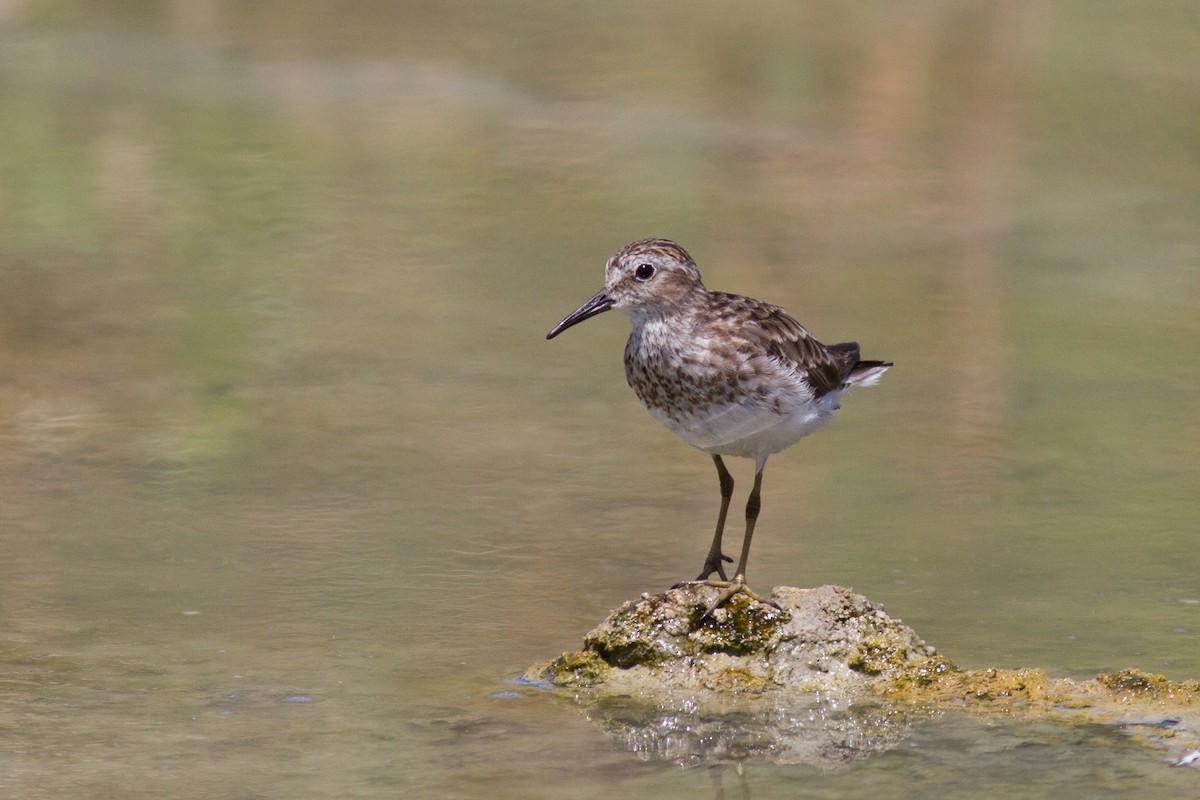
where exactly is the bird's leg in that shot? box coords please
[695,455,735,581]
[701,467,779,618]
[733,467,763,580]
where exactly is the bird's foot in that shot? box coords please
[698,575,780,621]
[693,553,734,582]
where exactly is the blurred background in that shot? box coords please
[2,1,1198,796]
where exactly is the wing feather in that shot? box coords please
[730,296,846,397]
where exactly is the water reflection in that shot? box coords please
[583,693,914,769]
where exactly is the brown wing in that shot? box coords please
[734,296,847,397]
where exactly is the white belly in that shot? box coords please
[648,389,844,466]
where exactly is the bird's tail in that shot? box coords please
[827,342,891,388]
[846,360,891,387]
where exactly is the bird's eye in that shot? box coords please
[634,263,655,281]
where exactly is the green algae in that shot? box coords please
[577,586,790,670]
[1096,668,1200,703]
[850,639,906,675]
[690,594,788,657]
[538,650,611,688]
[878,665,1200,713]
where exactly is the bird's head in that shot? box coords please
[547,238,703,339]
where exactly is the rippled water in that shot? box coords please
[2,2,1199,796]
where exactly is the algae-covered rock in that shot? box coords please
[526,583,945,696]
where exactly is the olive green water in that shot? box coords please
[2,2,1199,796]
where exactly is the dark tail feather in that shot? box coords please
[828,342,891,388]
[827,341,861,369]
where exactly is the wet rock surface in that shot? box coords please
[524,584,1200,768]
[529,583,946,695]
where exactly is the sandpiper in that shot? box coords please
[547,238,890,607]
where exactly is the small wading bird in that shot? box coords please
[547,238,890,610]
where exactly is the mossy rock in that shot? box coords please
[528,583,940,695]
[532,650,611,688]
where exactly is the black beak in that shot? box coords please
[546,289,614,339]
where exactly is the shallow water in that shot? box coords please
[2,2,1199,796]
